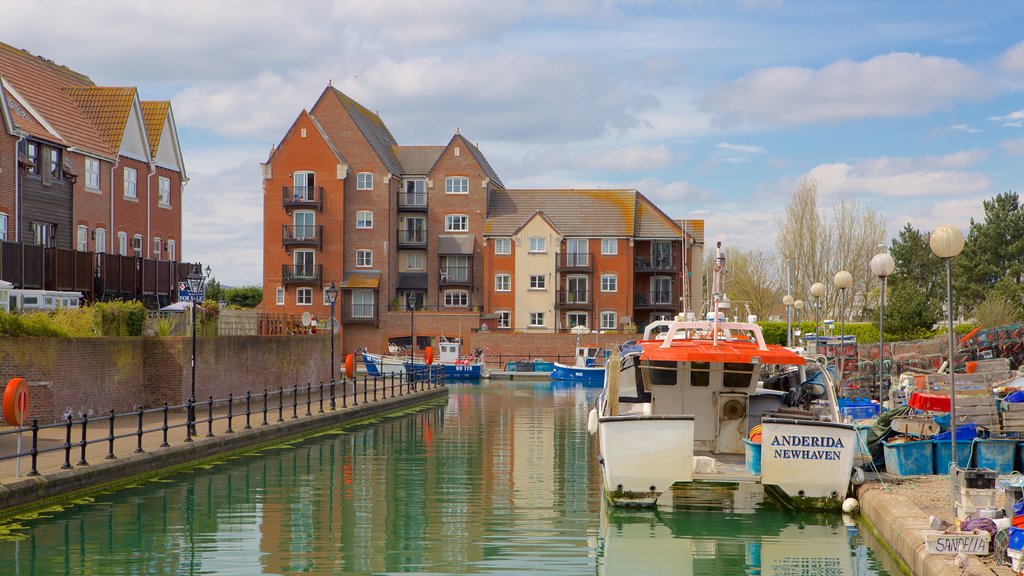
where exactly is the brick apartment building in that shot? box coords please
[262,86,702,352]
[0,42,187,305]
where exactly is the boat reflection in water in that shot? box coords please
[596,503,879,576]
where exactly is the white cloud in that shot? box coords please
[948,123,981,134]
[802,156,991,199]
[990,109,1024,128]
[998,41,1024,73]
[520,144,673,172]
[1002,139,1024,157]
[704,52,993,125]
[716,142,766,154]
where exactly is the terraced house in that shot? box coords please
[0,42,188,306]
[262,87,702,351]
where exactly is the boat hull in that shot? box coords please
[598,414,695,506]
[361,352,406,375]
[404,361,482,379]
[551,362,605,383]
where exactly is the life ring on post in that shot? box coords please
[3,377,29,427]
[344,354,355,378]
[424,346,434,365]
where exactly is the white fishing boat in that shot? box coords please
[359,345,407,375]
[589,242,857,511]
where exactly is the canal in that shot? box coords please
[0,381,896,575]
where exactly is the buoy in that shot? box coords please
[344,354,355,378]
[587,408,598,435]
[842,497,860,514]
[3,377,29,426]
[850,467,865,486]
[424,346,434,365]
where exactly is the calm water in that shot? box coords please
[0,381,894,576]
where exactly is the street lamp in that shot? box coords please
[870,251,896,405]
[408,292,418,367]
[186,263,210,437]
[930,224,965,482]
[782,294,794,347]
[325,281,338,386]
[793,299,804,344]
[810,282,826,351]
[833,270,853,393]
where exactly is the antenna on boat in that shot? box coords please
[711,241,731,346]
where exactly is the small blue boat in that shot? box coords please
[404,337,484,380]
[550,345,606,384]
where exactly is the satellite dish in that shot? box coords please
[301,311,312,327]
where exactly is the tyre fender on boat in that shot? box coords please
[345,354,355,378]
[587,408,598,435]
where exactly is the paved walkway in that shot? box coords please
[0,381,442,489]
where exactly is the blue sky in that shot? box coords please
[2,1,1022,286]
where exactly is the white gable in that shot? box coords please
[118,99,150,162]
[154,115,180,170]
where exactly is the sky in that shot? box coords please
[2,1,1022,286]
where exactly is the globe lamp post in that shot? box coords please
[833,270,853,392]
[870,252,896,405]
[930,225,965,482]
[782,294,794,347]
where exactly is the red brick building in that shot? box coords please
[0,42,187,304]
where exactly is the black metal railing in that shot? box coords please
[397,191,427,210]
[282,224,323,248]
[439,266,471,285]
[0,372,445,479]
[282,264,322,285]
[342,303,378,323]
[397,227,427,247]
[635,256,676,272]
[634,291,675,307]
[282,186,323,211]
[556,252,592,271]
[556,289,591,308]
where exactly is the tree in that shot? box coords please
[225,286,263,308]
[972,291,1023,328]
[885,224,942,336]
[720,247,782,321]
[775,179,887,321]
[954,191,1024,317]
[204,277,224,303]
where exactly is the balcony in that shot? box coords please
[397,227,428,249]
[634,291,675,310]
[342,302,378,325]
[282,186,323,212]
[556,252,592,272]
[282,224,323,249]
[281,264,322,286]
[397,191,427,212]
[635,256,677,273]
[555,289,592,309]
[439,266,471,286]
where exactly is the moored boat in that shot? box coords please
[550,344,607,383]
[404,337,484,379]
[359,347,407,376]
[589,242,857,511]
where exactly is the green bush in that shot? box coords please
[0,311,70,336]
[92,301,147,336]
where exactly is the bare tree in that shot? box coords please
[722,247,783,321]
[775,179,886,321]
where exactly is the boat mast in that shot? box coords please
[711,241,726,346]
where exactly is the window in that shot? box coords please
[401,216,425,244]
[153,238,162,261]
[25,142,38,175]
[601,274,617,292]
[356,211,373,229]
[529,274,546,289]
[118,232,128,255]
[293,172,315,200]
[529,312,545,327]
[166,239,175,261]
[494,238,511,255]
[296,288,312,305]
[85,158,100,190]
[495,273,511,292]
[601,238,617,255]
[601,311,617,330]
[276,287,285,305]
[567,312,588,330]
[529,236,545,253]
[32,222,55,247]
[124,167,137,199]
[357,172,373,190]
[445,214,468,232]
[444,289,469,307]
[293,210,315,239]
[158,176,171,206]
[407,252,425,270]
[48,148,61,179]
[77,226,88,251]
[356,249,372,267]
[567,275,588,303]
[352,290,374,317]
[294,250,314,277]
[0,213,7,242]
[132,234,143,258]
[323,289,333,306]
[445,176,469,194]
[95,229,106,254]
[652,276,672,304]
[443,255,469,282]
[497,311,511,329]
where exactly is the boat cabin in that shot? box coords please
[575,346,604,368]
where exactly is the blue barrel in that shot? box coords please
[743,439,762,476]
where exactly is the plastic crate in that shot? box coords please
[933,440,974,473]
[505,361,517,372]
[974,439,1017,474]
[533,360,554,372]
[883,440,933,476]
[956,485,998,517]
[840,404,880,421]
[744,439,762,476]
[516,361,534,372]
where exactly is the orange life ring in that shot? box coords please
[3,377,29,426]
[424,346,434,365]
[344,354,355,378]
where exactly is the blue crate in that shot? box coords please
[1010,527,1024,552]
[840,404,880,421]
[883,440,933,476]
[933,440,974,473]
[974,438,1017,474]
[744,439,762,476]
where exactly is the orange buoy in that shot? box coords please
[3,377,29,426]
[424,346,434,365]
[344,354,355,378]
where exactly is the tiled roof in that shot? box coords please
[485,189,640,237]
[329,88,403,176]
[0,42,111,156]
[140,100,169,157]
[633,192,683,239]
[460,135,504,188]
[679,219,705,244]
[395,146,443,175]
[63,87,137,152]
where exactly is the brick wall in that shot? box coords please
[0,335,333,423]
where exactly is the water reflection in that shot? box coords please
[0,382,890,576]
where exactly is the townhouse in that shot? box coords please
[0,42,187,305]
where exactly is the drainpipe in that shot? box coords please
[110,156,120,253]
[146,162,156,258]
[14,131,24,242]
